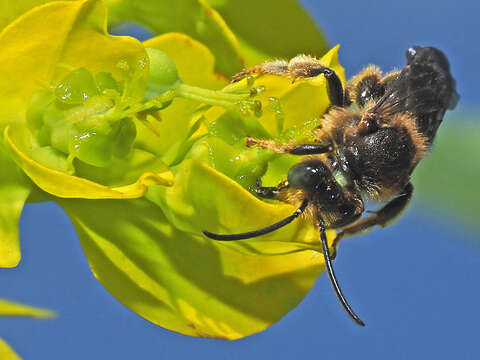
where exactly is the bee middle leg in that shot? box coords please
[331,182,414,259]
[247,137,333,155]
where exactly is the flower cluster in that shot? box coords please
[0,0,342,339]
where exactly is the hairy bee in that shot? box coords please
[203,46,459,326]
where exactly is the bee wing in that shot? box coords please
[374,85,446,116]
[373,46,459,143]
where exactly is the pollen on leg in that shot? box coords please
[261,59,289,75]
[346,65,392,107]
[232,54,331,83]
[232,60,289,82]
[287,54,325,82]
[347,65,383,89]
[246,137,301,154]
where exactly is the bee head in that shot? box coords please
[287,159,363,227]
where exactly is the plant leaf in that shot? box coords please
[104,0,244,76]
[205,0,329,65]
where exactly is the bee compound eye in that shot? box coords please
[287,160,330,190]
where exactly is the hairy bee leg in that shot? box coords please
[345,67,402,108]
[380,70,400,86]
[289,144,334,155]
[331,183,414,259]
[346,65,383,108]
[233,59,345,107]
[256,187,280,199]
[256,185,285,199]
[246,137,333,155]
[232,60,289,82]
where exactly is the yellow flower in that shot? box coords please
[0,0,350,340]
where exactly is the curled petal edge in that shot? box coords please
[4,126,174,199]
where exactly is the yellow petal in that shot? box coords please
[0,0,147,127]
[0,142,31,268]
[144,33,227,88]
[104,0,244,76]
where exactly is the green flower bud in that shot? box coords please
[144,48,181,101]
[43,101,72,153]
[95,72,121,93]
[113,118,137,158]
[70,131,114,167]
[55,68,99,105]
[25,66,144,170]
[26,90,54,134]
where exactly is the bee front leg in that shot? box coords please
[255,179,288,199]
[331,183,414,259]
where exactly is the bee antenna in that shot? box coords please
[317,215,366,327]
[203,199,309,241]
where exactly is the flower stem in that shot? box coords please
[176,84,250,107]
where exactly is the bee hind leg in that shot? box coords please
[233,59,347,108]
[331,182,414,259]
[309,66,345,107]
[232,60,289,82]
[288,59,345,107]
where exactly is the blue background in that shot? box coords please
[2,0,480,358]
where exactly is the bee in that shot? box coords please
[203,46,459,326]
